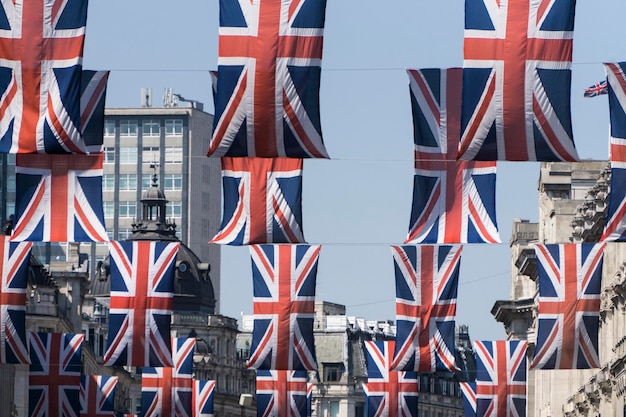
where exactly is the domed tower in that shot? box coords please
[94,173,216,315]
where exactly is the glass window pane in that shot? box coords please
[165,119,183,136]
[104,120,115,136]
[165,147,183,163]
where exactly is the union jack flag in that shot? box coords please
[80,375,118,417]
[601,63,626,241]
[141,338,195,417]
[211,157,305,245]
[208,0,329,158]
[103,241,179,368]
[248,244,319,371]
[583,80,608,98]
[406,68,499,244]
[306,382,313,417]
[256,370,309,417]
[531,243,605,370]
[363,340,419,417]
[11,153,108,242]
[0,0,89,154]
[29,332,84,417]
[458,0,579,161]
[460,382,477,417]
[193,380,215,417]
[80,70,110,152]
[474,340,527,417]
[0,237,31,364]
[390,245,461,373]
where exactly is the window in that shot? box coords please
[104,147,115,164]
[119,147,138,164]
[142,120,160,137]
[6,202,15,217]
[118,201,137,218]
[103,202,114,218]
[119,120,138,136]
[329,401,340,417]
[166,201,182,218]
[7,175,15,192]
[165,119,183,136]
[163,174,182,191]
[143,146,160,165]
[142,174,152,189]
[118,174,137,191]
[165,147,183,164]
[323,363,342,382]
[118,228,133,240]
[102,174,115,191]
[104,120,115,136]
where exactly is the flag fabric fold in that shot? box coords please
[208,0,329,158]
[256,370,309,417]
[193,380,216,417]
[406,68,500,244]
[459,0,579,161]
[0,0,89,154]
[104,241,179,368]
[391,245,461,373]
[0,237,31,364]
[474,340,527,417]
[531,243,604,370]
[248,244,319,371]
[80,375,118,417]
[363,340,419,417]
[211,157,305,245]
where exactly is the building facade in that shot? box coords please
[494,161,626,416]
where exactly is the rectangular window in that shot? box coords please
[6,202,15,217]
[163,174,182,191]
[118,228,133,240]
[104,120,115,136]
[164,147,183,164]
[142,120,160,137]
[119,120,138,136]
[104,147,115,164]
[323,363,342,382]
[102,174,115,191]
[118,201,137,218]
[103,202,114,218]
[329,401,340,417]
[143,146,160,165]
[165,119,183,136]
[142,174,152,190]
[119,147,138,164]
[166,201,182,218]
[7,175,15,192]
[118,174,137,191]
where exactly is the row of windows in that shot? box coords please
[105,228,180,240]
[105,119,184,137]
[103,174,183,191]
[103,201,182,218]
[103,147,183,164]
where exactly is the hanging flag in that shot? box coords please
[531,243,604,370]
[80,375,118,417]
[208,0,329,158]
[0,1,89,154]
[256,370,309,417]
[11,153,108,242]
[248,244,319,371]
[80,70,110,153]
[142,338,196,417]
[458,0,578,161]
[405,68,500,244]
[363,340,419,417]
[460,382,477,417]
[601,63,626,241]
[29,332,84,417]
[583,80,608,98]
[474,340,527,417]
[0,237,31,364]
[193,380,216,417]
[390,245,461,373]
[307,382,314,417]
[104,241,179,368]
[211,157,305,245]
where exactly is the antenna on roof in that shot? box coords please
[141,88,152,107]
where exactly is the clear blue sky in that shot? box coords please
[84,0,626,341]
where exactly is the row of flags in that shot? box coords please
[28,333,215,417]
